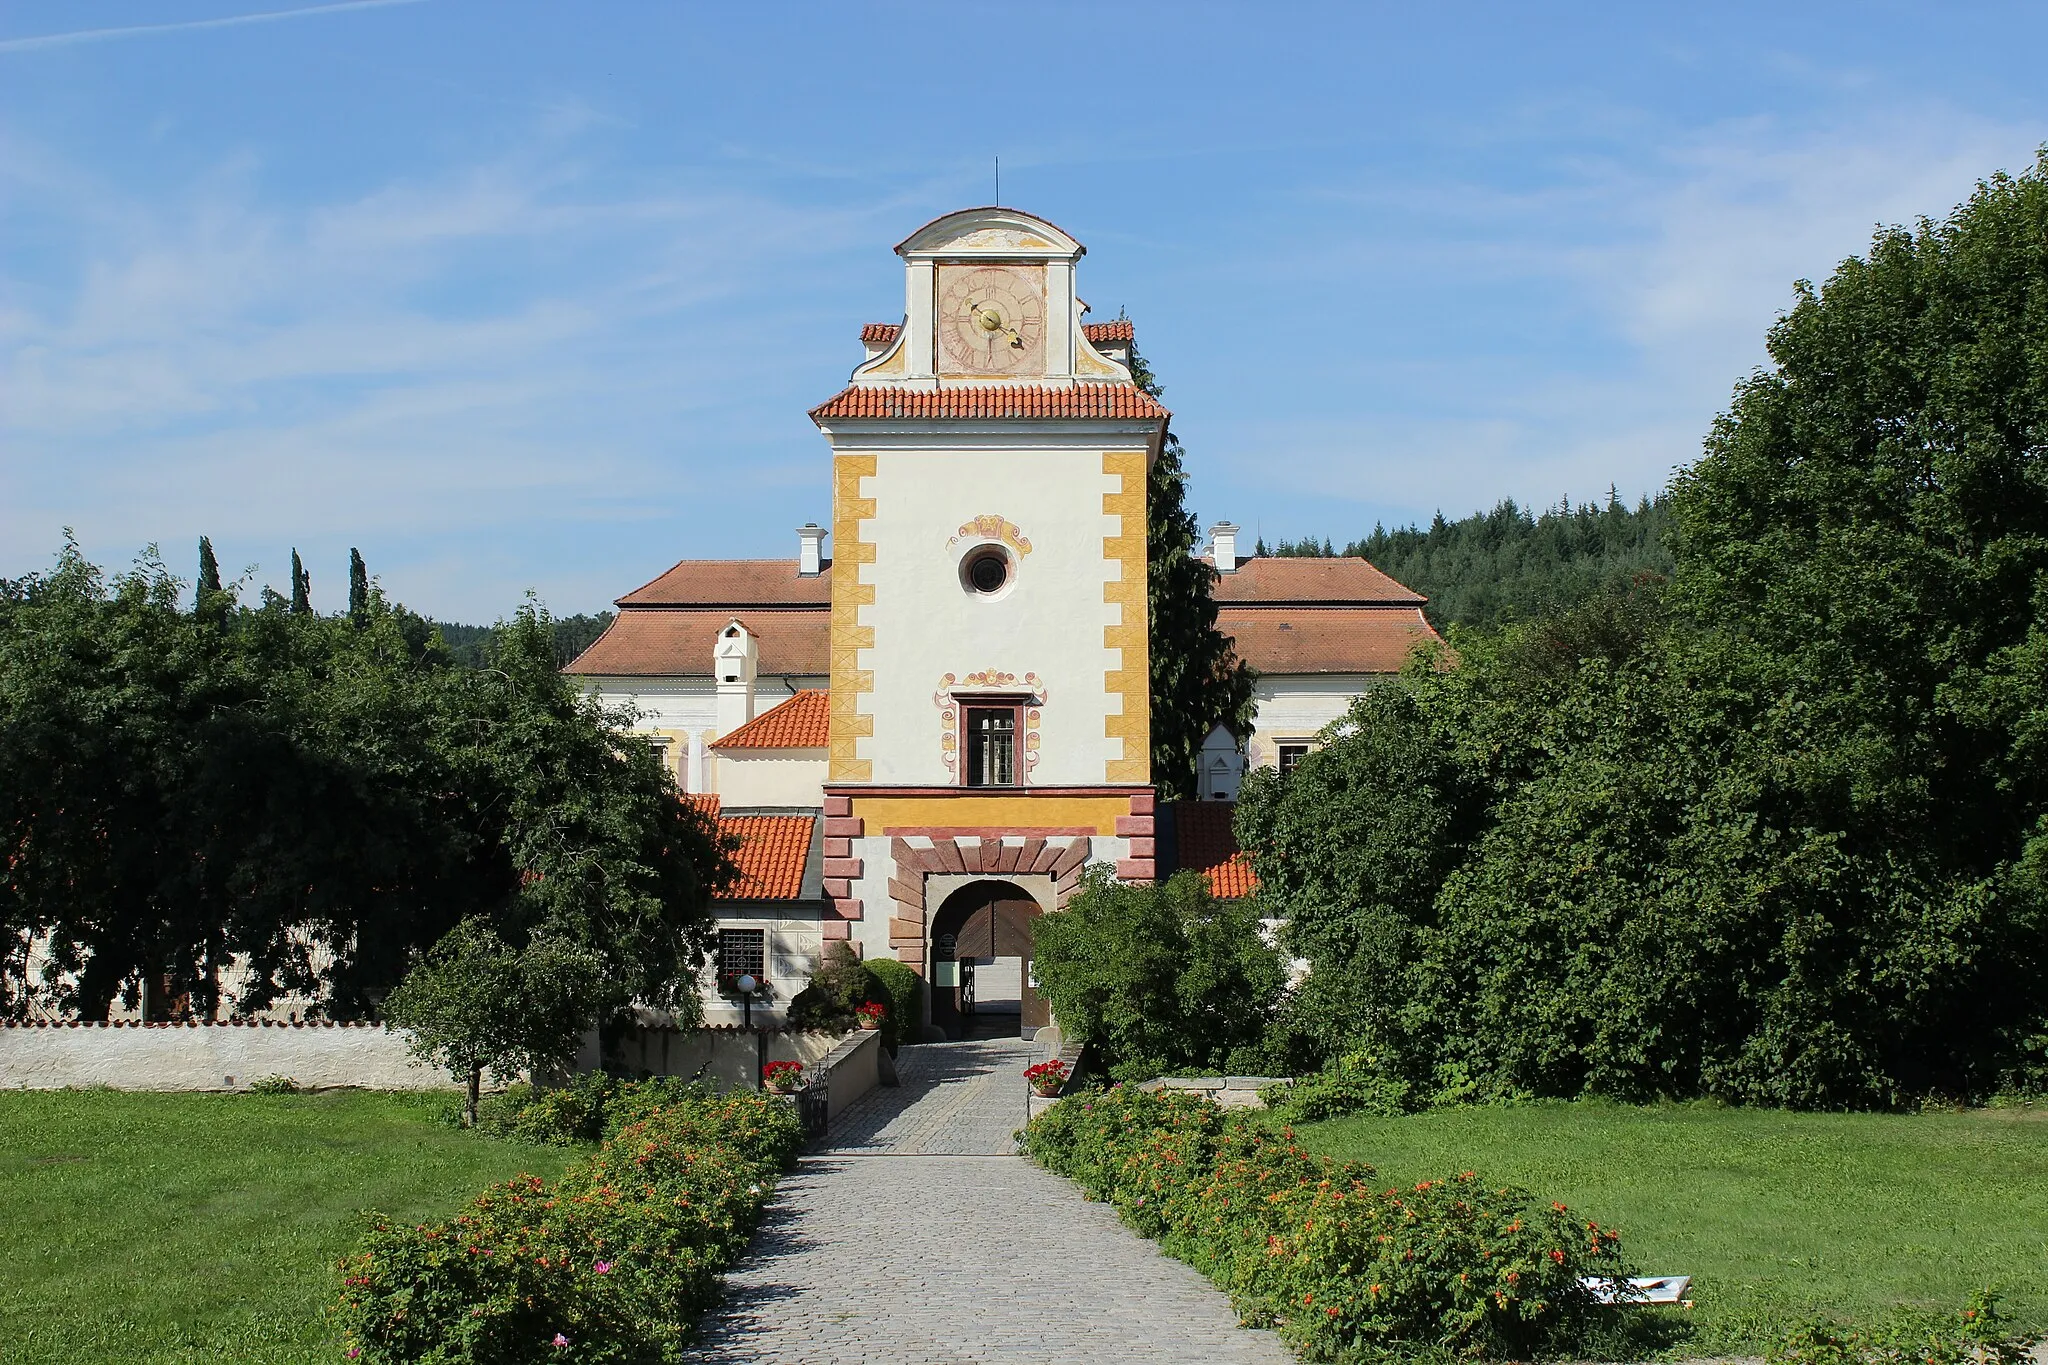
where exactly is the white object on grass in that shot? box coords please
[1581,1276,1693,1305]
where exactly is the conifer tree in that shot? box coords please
[348,548,369,624]
[289,549,311,615]
[1127,344,1255,802]
[195,538,220,598]
[194,538,224,623]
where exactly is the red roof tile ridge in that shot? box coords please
[1083,319,1135,342]
[809,382,1168,422]
[710,689,831,750]
[615,558,832,608]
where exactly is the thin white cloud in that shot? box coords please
[0,120,915,616]
[0,0,424,53]
[1183,100,2045,530]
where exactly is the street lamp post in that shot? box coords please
[736,974,758,1032]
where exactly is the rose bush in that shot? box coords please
[333,1087,802,1363]
[1020,1086,1629,1360]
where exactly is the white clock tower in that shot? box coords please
[806,207,1168,1024]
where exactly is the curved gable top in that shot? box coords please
[895,206,1084,260]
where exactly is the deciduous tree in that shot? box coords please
[381,917,604,1125]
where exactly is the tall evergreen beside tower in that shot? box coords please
[348,549,369,623]
[194,537,224,623]
[289,550,311,615]
[1128,345,1254,802]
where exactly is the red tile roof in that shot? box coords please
[711,690,830,750]
[717,813,815,900]
[1219,605,1440,675]
[861,322,901,345]
[1205,852,1256,899]
[682,793,721,817]
[564,609,829,677]
[810,383,1168,422]
[1211,557,1425,605]
[618,559,832,608]
[1176,801,1256,899]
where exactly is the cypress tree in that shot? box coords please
[1127,343,1255,802]
[348,548,369,624]
[194,537,223,622]
[290,550,311,615]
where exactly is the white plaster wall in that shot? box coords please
[848,833,897,962]
[699,911,824,1025]
[854,447,1130,786]
[1244,674,1381,769]
[710,752,828,807]
[0,1024,445,1091]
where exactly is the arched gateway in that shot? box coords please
[927,879,1047,1040]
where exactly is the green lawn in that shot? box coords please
[1299,1100,2048,1356]
[0,1089,575,1364]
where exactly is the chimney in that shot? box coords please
[1211,521,1239,574]
[796,523,826,577]
[714,620,758,740]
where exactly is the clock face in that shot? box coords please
[937,265,1046,376]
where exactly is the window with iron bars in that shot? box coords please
[717,927,766,983]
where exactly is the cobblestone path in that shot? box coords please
[685,1037,1293,1364]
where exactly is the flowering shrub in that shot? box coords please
[476,1075,712,1147]
[333,1088,802,1363]
[1020,1086,1629,1360]
[1767,1291,2041,1365]
[1023,1058,1069,1096]
[760,1060,804,1091]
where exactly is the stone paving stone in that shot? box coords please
[685,1038,1293,1364]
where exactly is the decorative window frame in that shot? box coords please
[947,515,1032,603]
[934,671,1045,783]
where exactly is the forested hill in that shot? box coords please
[1257,492,1672,630]
[434,612,614,668]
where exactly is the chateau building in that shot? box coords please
[565,208,1440,1033]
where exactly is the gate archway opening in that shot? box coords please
[927,879,1046,1041]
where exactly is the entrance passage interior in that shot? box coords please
[927,880,1046,1041]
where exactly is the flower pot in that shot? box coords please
[1030,1082,1063,1099]
[857,1019,882,1031]
[765,1081,798,1095]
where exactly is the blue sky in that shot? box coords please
[3,2,2044,622]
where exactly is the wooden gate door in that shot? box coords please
[929,880,1043,1039]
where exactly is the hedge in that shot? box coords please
[1021,1086,1629,1360]
[333,1087,802,1363]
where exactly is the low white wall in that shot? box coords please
[0,1021,444,1091]
[583,1025,847,1091]
[3,1021,863,1097]
[821,1029,882,1121]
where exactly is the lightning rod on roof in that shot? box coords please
[994,154,999,206]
